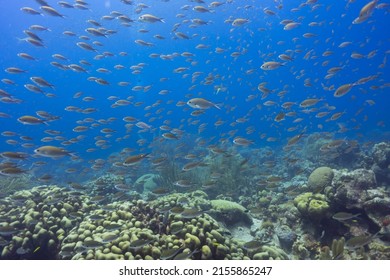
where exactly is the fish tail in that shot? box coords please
[69,152,78,158]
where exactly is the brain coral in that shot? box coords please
[308,166,334,193]
[210,199,252,226]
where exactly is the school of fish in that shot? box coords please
[0,0,389,181]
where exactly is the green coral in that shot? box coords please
[308,166,334,193]
[201,245,212,260]
[210,199,252,226]
[258,196,271,207]
[260,220,275,230]
[294,192,330,220]
[0,175,32,197]
[319,237,345,260]
[252,245,289,260]
[292,240,310,259]
[134,173,159,193]
[308,200,328,217]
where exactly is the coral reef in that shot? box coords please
[0,186,261,260]
[367,241,390,260]
[371,142,390,184]
[0,174,32,197]
[1,141,390,261]
[291,233,322,260]
[0,186,95,259]
[252,245,289,260]
[276,225,297,252]
[209,199,252,226]
[59,191,251,260]
[307,166,334,193]
[319,237,345,260]
[85,174,125,196]
[293,192,330,221]
[134,173,160,194]
[329,168,390,228]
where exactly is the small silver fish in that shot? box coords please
[187,98,220,109]
[138,14,165,23]
[346,233,378,249]
[332,212,361,221]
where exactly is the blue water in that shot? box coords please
[0,0,389,181]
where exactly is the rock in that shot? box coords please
[371,142,390,184]
[372,142,390,169]
[308,166,334,193]
[372,164,390,185]
[276,225,297,251]
[331,169,377,209]
[330,168,390,228]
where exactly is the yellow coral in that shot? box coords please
[294,192,329,220]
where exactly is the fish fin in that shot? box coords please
[214,103,222,110]
[69,152,79,159]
